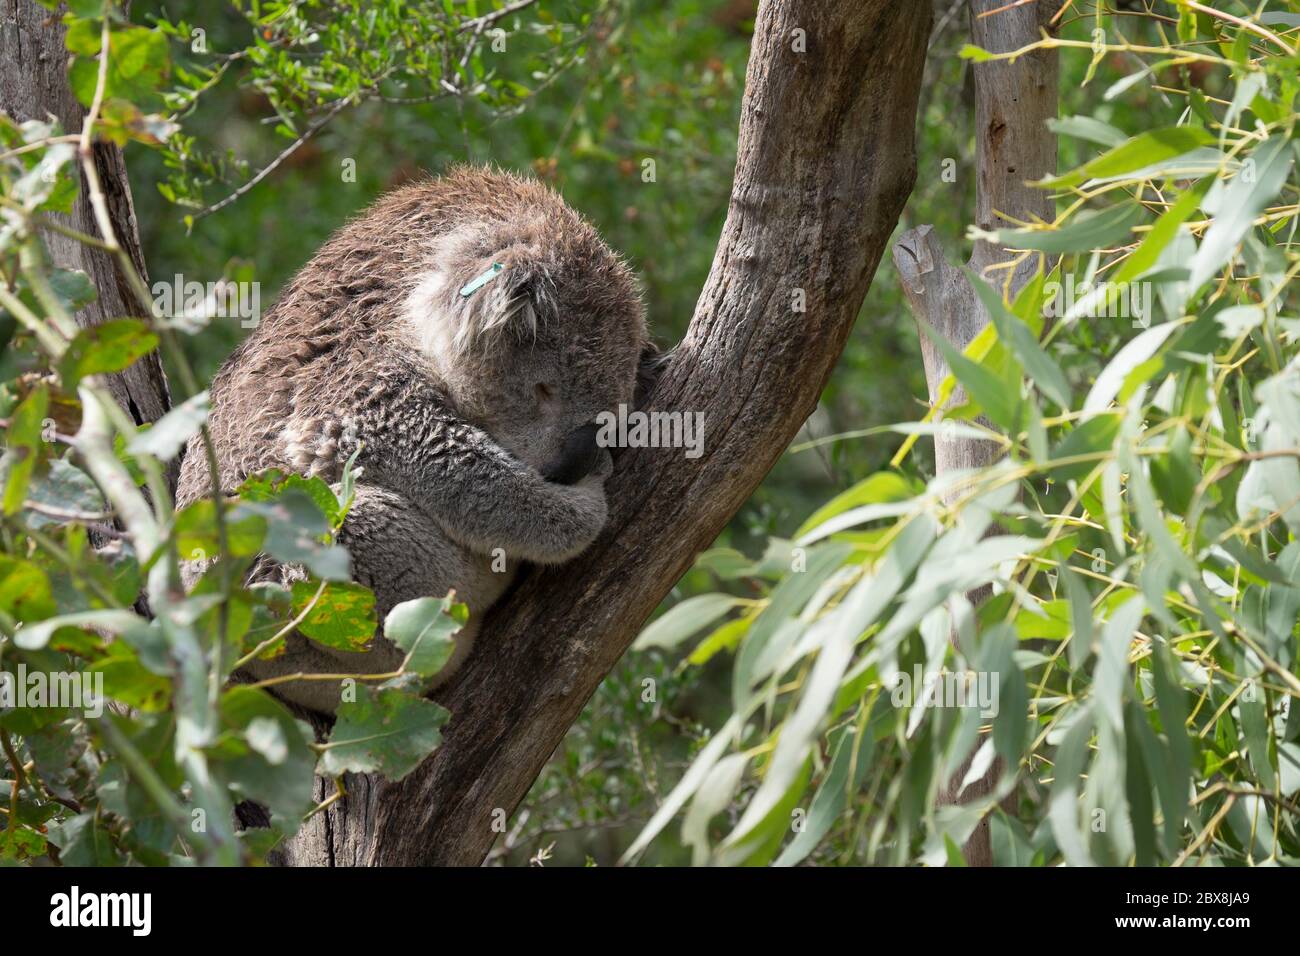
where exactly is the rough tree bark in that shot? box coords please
[1,0,171,432]
[5,0,934,866]
[891,0,1060,866]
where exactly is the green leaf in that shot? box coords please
[57,319,158,390]
[1048,413,1120,482]
[318,683,449,781]
[717,756,812,866]
[0,826,48,861]
[1095,597,1144,736]
[58,1,104,20]
[11,143,76,210]
[1148,427,1196,516]
[1214,305,1264,338]
[917,321,1021,431]
[238,488,350,580]
[1120,420,1198,582]
[1046,126,1214,187]
[1083,322,1180,413]
[1278,742,1300,796]
[681,752,748,866]
[989,810,1036,865]
[91,647,172,711]
[795,471,916,540]
[68,25,172,110]
[957,43,994,62]
[46,811,120,866]
[727,580,860,847]
[1149,641,1190,847]
[22,459,106,528]
[774,716,875,866]
[1061,565,1095,671]
[837,512,942,691]
[978,203,1142,254]
[0,556,56,621]
[982,622,1028,763]
[1124,701,1157,866]
[633,593,745,652]
[1238,686,1275,791]
[1111,177,1211,287]
[620,713,745,864]
[126,390,209,462]
[969,274,1071,409]
[1187,134,1293,292]
[1048,115,1126,148]
[48,269,97,312]
[687,617,750,666]
[383,595,465,678]
[174,498,266,561]
[13,608,144,651]
[290,580,376,652]
[3,386,48,516]
[1049,708,1095,866]
[239,470,345,529]
[692,547,755,580]
[217,686,316,832]
[732,542,855,705]
[796,499,916,545]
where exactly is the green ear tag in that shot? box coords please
[459,262,504,297]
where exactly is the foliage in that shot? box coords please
[146,0,609,220]
[624,1,1300,866]
[0,0,487,866]
[6,0,1298,870]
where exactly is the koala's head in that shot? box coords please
[402,171,650,483]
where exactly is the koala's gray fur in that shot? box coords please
[176,166,648,713]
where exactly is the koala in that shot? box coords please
[175,166,651,714]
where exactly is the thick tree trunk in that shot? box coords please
[0,0,171,431]
[891,0,1060,866]
[281,0,934,866]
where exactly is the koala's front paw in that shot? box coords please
[530,474,607,565]
[567,471,610,535]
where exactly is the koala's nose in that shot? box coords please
[541,421,601,485]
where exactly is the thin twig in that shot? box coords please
[190,97,351,221]
[20,500,112,523]
[1183,0,1297,55]
[1,730,25,839]
[302,777,346,822]
[249,668,406,692]
[456,0,538,33]
[0,135,82,163]
[232,578,328,670]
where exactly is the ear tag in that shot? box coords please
[459,262,504,297]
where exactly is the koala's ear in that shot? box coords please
[635,340,673,408]
[445,253,557,354]
[410,225,559,357]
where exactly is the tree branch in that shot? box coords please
[280,0,934,867]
